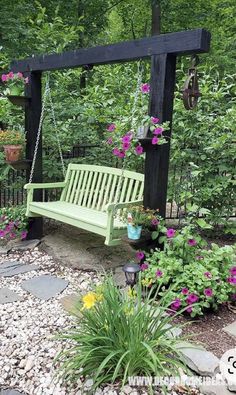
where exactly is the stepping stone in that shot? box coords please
[222,321,236,338]
[11,239,40,251]
[0,287,22,304]
[0,246,11,255]
[0,261,40,277]
[60,293,80,315]
[200,383,232,395]
[0,389,26,395]
[21,275,69,300]
[177,343,219,376]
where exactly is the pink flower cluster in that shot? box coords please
[227,266,236,285]
[0,217,27,241]
[1,71,29,84]
[106,124,144,158]
[171,285,214,314]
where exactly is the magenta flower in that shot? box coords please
[118,151,125,158]
[106,137,113,145]
[0,229,6,238]
[230,267,236,276]
[9,232,16,239]
[135,145,144,155]
[151,218,159,226]
[136,251,145,261]
[107,123,116,132]
[8,71,14,79]
[5,222,14,232]
[204,271,212,279]
[186,306,192,313]
[121,135,131,143]
[153,127,163,135]
[166,228,176,238]
[140,262,149,271]
[186,293,199,304]
[181,288,189,295]
[188,239,197,247]
[204,288,213,297]
[171,298,181,310]
[140,83,150,94]
[122,142,131,151]
[17,72,23,79]
[152,137,159,145]
[151,117,159,124]
[228,277,236,285]
[112,148,120,156]
[155,269,163,277]
[1,74,8,82]
[21,230,28,240]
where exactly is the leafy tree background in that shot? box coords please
[0,0,235,230]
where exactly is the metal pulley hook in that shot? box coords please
[182,54,201,110]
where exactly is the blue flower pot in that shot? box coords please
[127,224,142,240]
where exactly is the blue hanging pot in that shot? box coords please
[127,223,142,240]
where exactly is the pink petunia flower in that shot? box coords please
[112,148,120,156]
[181,288,189,295]
[121,135,131,143]
[9,232,16,239]
[151,218,159,226]
[21,231,28,240]
[166,228,176,238]
[140,83,150,94]
[186,306,193,313]
[153,127,163,135]
[151,117,159,124]
[140,262,149,271]
[204,271,212,279]
[17,72,23,79]
[136,251,145,261]
[135,145,144,155]
[122,142,131,151]
[204,288,213,297]
[186,293,199,304]
[230,267,236,276]
[152,137,159,145]
[106,137,113,145]
[171,298,181,310]
[188,239,197,246]
[118,151,125,158]
[156,269,163,277]
[1,74,8,82]
[227,277,236,285]
[8,71,14,79]
[0,229,6,238]
[107,123,116,132]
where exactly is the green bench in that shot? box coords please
[24,164,144,246]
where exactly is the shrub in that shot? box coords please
[56,276,188,390]
[0,205,28,242]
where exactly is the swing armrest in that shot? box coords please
[24,182,66,190]
[106,200,143,212]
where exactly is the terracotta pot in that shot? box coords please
[3,145,23,162]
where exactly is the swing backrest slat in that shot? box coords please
[60,164,144,212]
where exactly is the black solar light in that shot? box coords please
[122,262,141,288]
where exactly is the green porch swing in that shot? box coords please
[24,69,144,246]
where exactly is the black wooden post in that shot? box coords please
[144,54,176,218]
[25,71,43,239]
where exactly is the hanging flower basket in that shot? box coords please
[3,145,23,162]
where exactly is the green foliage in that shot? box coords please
[56,275,187,389]
[0,205,28,242]
[0,130,25,145]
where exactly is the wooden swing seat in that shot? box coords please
[24,164,144,246]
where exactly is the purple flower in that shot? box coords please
[121,135,131,143]
[9,232,16,239]
[0,229,6,238]
[8,71,14,79]
[140,83,150,94]
[122,142,131,151]
[118,151,125,158]
[166,228,176,238]
[152,137,159,145]
[21,230,28,240]
[135,145,144,155]
[151,117,159,124]
[155,269,163,277]
[1,74,8,82]
[227,277,236,285]
[136,251,145,261]
[181,288,189,295]
[106,137,113,145]
[204,288,213,297]
[153,127,163,135]
[140,262,149,271]
[171,298,181,310]
[112,148,120,156]
[186,306,192,313]
[107,123,116,132]
[230,267,236,276]
[188,239,197,247]
[204,272,212,279]
[186,293,199,304]
[17,72,23,79]
[151,218,159,226]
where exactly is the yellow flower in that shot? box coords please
[82,292,97,309]
[127,287,137,298]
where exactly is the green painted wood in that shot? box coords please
[25,165,144,245]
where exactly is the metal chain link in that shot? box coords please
[29,78,50,183]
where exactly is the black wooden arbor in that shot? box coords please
[11,28,211,239]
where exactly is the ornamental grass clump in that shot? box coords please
[56,276,188,390]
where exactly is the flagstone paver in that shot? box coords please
[21,274,69,300]
[177,344,219,376]
[0,390,26,395]
[0,287,22,304]
[11,239,40,251]
[60,293,80,315]
[222,320,236,338]
[0,261,40,277]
